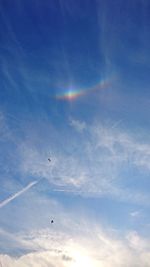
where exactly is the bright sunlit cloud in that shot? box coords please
[1,221,150,267]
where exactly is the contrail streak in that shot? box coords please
[0,180,38,208]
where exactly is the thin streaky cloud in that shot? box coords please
[69,118,86,132]
[110,119,123,129]
[18,121,150,205]
[0,180,39,209]
[130,211,141,218]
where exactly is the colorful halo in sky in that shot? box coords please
[56,87,86,100]
[55,77,113,101]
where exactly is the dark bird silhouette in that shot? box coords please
[48,158,51,162]
[51,220,54,224]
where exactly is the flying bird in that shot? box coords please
[48,158,51,162]
[51,220,54,224]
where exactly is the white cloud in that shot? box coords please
[16,120,150,205]
[1,224,150,267]
[1,112,149,206]
[130,211,141,218]
[92,123,150,171]
[126,231,149,252]
[69,118,86,132]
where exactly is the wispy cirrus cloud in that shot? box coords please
[130,210,141,218]
[17,119,150,205]
[69,118,86,132]
[1,111,150,206]
[92,123,150,170]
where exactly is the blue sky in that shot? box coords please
[1,0,150,266]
